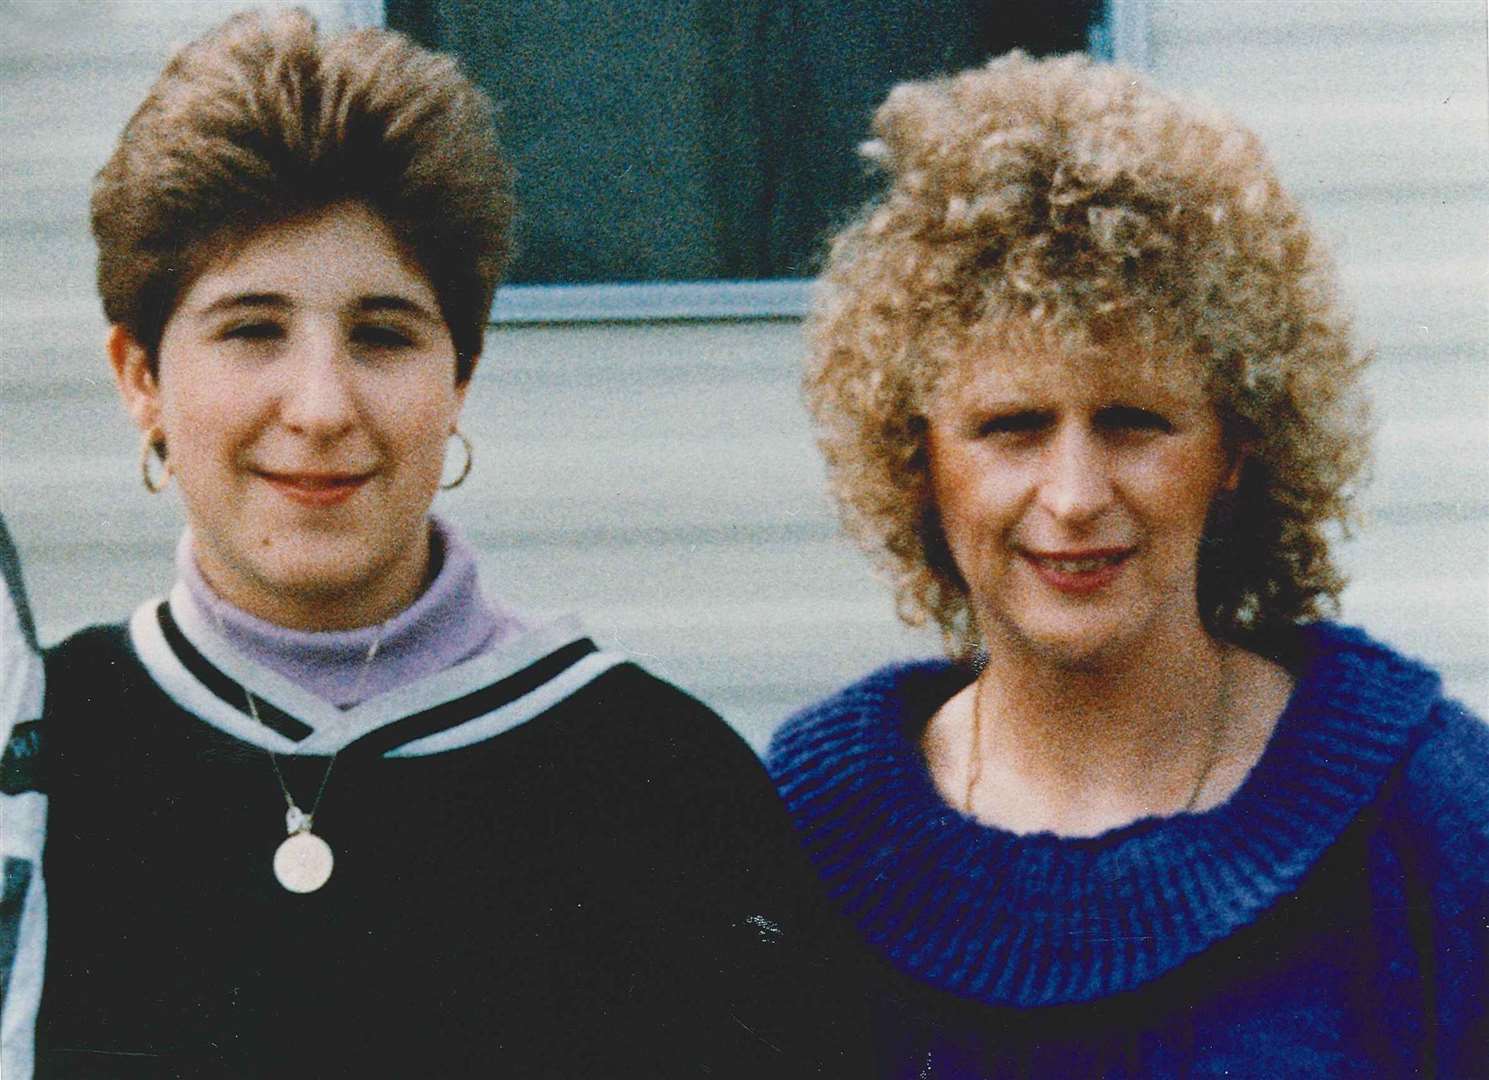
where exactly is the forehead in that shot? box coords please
[181,202,435,306]
[932,325,1211,408]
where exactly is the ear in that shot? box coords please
[108,325,162,436]
[453,352,479,412]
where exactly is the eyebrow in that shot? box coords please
[354,295,442,323]
[190,292,440,323]
[193,292,291,317]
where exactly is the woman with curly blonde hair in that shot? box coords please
[769,52,1487,1076]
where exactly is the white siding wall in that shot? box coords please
[2,1,1484,748]
[1145,0,1489,720]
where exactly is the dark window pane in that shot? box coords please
[388,0,1104,285]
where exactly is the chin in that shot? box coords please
[992,611,1147,672]
[258,540,397,592]
[1027,635,1123,673]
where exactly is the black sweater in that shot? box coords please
[34,607,864,1078]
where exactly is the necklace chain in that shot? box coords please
[963,649,1232,819]
[1182,654,1231,813]
[207,606,386,831]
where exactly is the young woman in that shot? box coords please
[769,52,1488,1077]
[23,10,859,1077]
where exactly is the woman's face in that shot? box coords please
[925,339,1239,670]
[111,202,471,630]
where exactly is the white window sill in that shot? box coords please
[490,278,812,325]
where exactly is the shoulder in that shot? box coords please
[541,657,791,822]
[582,658,724,727]
[0,512,38,653]
[574,659,756,764]
[765,660,966,849]
[1293,621,1444,701]
[1,519,43,770]
[1393,696,1489,887]
[1305,621,1489,887]
[42,621,140,707]
[767,658,963,781]
[42,620,137,694]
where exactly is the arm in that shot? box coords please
[1394,698,1489,1076]
[1,511,45,1080]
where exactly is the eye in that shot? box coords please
[352,323,416,350]
[978,410,1052,438]
[1096,405,1174,434]
[220,320,283,343]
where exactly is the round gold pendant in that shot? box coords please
[274,830,334,893]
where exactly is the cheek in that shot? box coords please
[157,384,238,465]
[932,467,1020,565]
[1143,446,1228,534]
[155,340,257,429]
[408,428,452,481]
[385,385,460,473]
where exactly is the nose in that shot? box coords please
[279,331,357,438]
[1038,425,1113,526]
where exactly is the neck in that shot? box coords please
[194,526,434,632]
[929,623,1233,835]
[178,518,526,707]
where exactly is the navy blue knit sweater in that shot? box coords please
[768,623,1488,1078]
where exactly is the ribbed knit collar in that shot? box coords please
[768,623,1443,1008]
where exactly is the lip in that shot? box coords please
[1020,546,1134,595]
[256,470,372,508]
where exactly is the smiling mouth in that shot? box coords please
[1020,548,1134,592]
[1028,552,1130,574]
[257,470,372,506]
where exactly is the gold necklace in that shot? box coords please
[1181,653,1232,813]
[962,651,1232,819]
[209,607,386,893]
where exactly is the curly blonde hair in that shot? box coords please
[805,52,1371,660]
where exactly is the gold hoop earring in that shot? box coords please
[140,431,170,494]
[440,429,473,490]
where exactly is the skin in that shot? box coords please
[111,201,474,631]
[927,344,1238,671]
[919,336,1291,835]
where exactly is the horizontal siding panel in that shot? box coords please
[0,72,159,145]
[1,314,112,391]
[0,0,355,61]
[1150,0,1481,40]
[1228,101,1485,195]
[486,320,805,383]
[1342,259,1486,353]
[1152,17,1485,107]
[1308,193,1489,274]
[6,135,127,182]
[0,182,91,231]
[1366,423,1489,516]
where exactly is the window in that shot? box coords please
[386,0,1120,314]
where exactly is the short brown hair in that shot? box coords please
[806,52,1371,660]
[91,7,512,382]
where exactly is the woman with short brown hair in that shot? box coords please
[21,10,856,1077]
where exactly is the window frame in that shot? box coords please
[352,0,1152,326]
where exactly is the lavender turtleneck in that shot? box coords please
[176,515,529,708]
